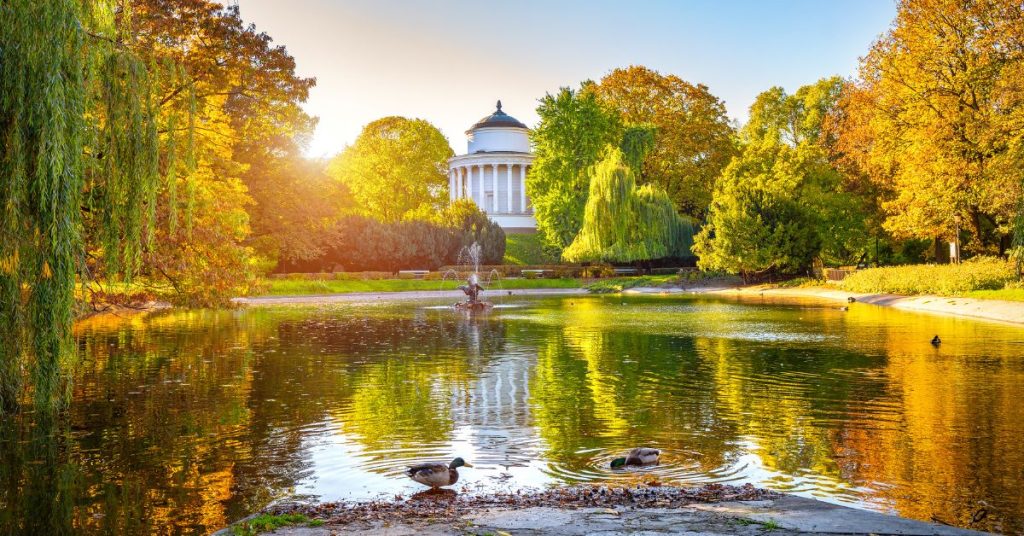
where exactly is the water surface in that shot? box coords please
[2,294,1023,534]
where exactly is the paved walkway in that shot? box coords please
[257,495,988,536]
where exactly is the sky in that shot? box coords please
[235,0,898,157]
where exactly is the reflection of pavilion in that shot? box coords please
[451,356,536,469]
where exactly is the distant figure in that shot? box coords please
[610,447,661,468]
[847,296,857,303]
[931,335,941,346]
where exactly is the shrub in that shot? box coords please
[840,257,1016,296]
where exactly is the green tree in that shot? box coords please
[527,85,621,252]
[563,149,693,263]
[743,79,872,266]
[594,66,737,219]
[328,117,453,223]
[693,143,822,278]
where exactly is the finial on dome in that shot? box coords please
[496,100,502,111]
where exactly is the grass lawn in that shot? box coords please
[962,287,1024,302]
[503,233,560,265]
[257,277,583,296]
[586,275,680,293]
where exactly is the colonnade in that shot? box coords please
[448,162,531,214]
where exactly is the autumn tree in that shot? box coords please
[124,0,317,301]
[594,66,736,219]
[527,85,622,252]
[328,117,453,223]
[836,0,1024,253]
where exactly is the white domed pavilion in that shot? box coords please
[448,101,535,232]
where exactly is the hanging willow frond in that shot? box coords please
[0,0,195,413]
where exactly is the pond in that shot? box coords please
[2,294,1023,534]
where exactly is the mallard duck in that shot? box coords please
[406,457,473,488]
[610,447,660,468]
[931,335,941,346]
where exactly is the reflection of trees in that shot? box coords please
[5,298,1024,534]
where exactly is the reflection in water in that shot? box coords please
[0,296,1022,534]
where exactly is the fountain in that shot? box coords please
[452,242,493,312]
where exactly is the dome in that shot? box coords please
[465,100,530,154]
[467,100,528,132]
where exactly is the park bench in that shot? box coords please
[398,270,430,279]
[613,267,640,276]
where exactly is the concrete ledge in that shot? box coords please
[259,494,990,535]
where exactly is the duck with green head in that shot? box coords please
[407,457,473,488]
[610,448,660,468]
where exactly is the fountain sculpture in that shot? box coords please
[452,242,494,311]
[455,273,491,311]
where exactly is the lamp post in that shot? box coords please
[952,214,962,264]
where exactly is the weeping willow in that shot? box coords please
[0,0,192,412]
[562,148,694,263]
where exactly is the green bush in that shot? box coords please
[841,257,1016,296]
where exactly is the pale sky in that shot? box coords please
[235,0,897,157]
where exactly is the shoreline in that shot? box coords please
[233,283,1024,326]
[222,484,987,535]
[706,285,1024,326]
[232,287,588,305]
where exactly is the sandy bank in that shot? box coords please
[708,286,1024,325]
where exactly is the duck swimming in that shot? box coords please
[407,457,473,488]
[610,448,661,468]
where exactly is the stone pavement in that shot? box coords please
[264,495,989,536]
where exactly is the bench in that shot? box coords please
[398,270,430,279]
[613,267,639,276]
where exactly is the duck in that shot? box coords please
[406,457,473,488]
[610,447,661,468]
[847,296,857,303]
[931,335,941,346]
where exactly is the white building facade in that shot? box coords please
[448,101,536,233]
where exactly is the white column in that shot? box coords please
[455,167,462,199]
[477,165,484,207]
[491,163,499,212]
[506,163,513,213]
[449,169,455,201]
[519,165,526,213]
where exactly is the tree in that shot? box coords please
[562,149,694,263]
[695,80,871,277]
[594,66,736,219]
[743,79,873,266]
[126,0,318,295]
[527,85,621,252]
[0,0,317,412]
[0,0,183,411]
[838,0,1024,253]
[328,117,453,223]
[693,143,822,278]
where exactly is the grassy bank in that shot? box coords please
[840,257,1023,301]
[256,277,583,296]
[503,233,560,265]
